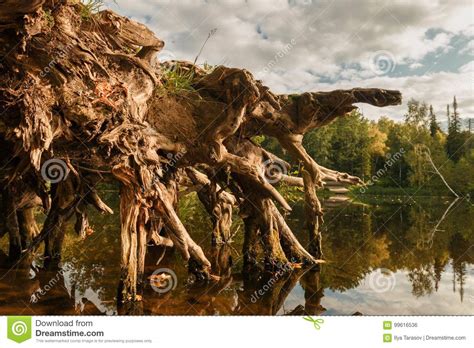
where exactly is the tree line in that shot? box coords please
[261,96,474,196]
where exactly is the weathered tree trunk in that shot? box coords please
[302,169,324,257]
[18,207,39,249]
[0,0,401,302]
[118,184,144,302]
[42,180,76,264]
[2,188,22,260]
[242,193,288,270]
[186,167,235,244]
[1,182,43,260]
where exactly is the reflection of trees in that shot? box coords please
[408,265,434,297]
[366,199,473,300]
[300,268,325,315]
[433,256,449,291]
[306,199,473,304]
[147,198,471,314]
[238,268,300,315]
[60,200,120,314]
[449,232,471,302]
[419,198,459,249]
[402,205,442,297]
[140,191,473,315]
[2,188,472,315]
[407,207,433,250]
[317,205,390,291]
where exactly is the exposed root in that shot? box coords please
[0,1,401,301]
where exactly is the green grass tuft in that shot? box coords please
[201,62,216,74]
[80,0,106,20]
[158,65,196,97]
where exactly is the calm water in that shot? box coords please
[0,189,473,315]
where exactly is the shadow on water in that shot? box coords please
[0,189,473,315]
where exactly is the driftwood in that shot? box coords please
[0,0,401,302]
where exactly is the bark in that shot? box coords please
[18,207,39,249]
[419,145,459,197]
[302,169,324,258]
[42,179,76,263]
[0,182,43,259]
[3,187,22,260]
[185,167,236,244]
[117,183,142,302]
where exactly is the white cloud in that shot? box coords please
[409,62,423,70]
[328,70,473,121]
[460,39,474,55]
[106,0,474,121]
[459,61,474,72]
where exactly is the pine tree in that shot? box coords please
[446,96,465,162]
[429,104,440,137]
[446,104,450,131]
[452,96,461,133]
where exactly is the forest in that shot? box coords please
[261,96,474,197]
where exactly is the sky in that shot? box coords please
[104,0,473,122]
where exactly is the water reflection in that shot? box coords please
[0,192,473,315]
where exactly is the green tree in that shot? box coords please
[302,110,373,179]
[376,119,410,186]
[446,104,450,131]
[446,96,466,162]
[429,105,440,137]
[450,96,461,133]
[405,99,428,129]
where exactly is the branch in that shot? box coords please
[422,146,459,198]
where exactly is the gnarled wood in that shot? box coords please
[0,0,401,302]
